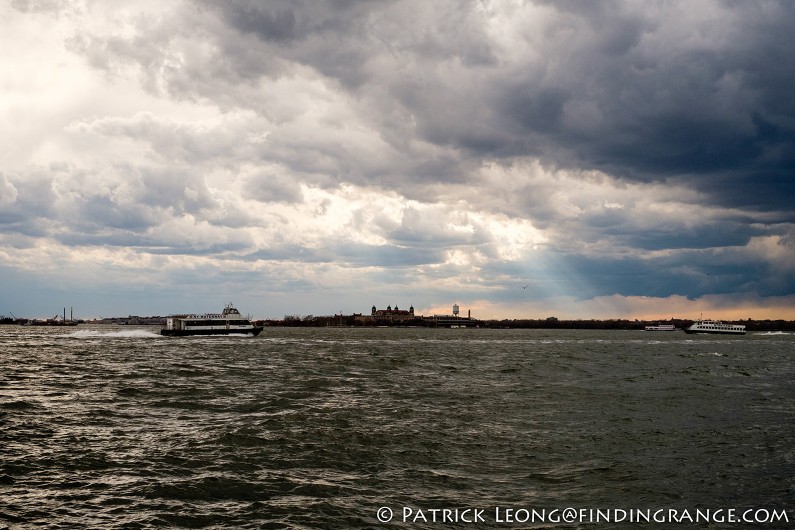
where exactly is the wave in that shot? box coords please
[756,331,790,335]
[66,329,162,339]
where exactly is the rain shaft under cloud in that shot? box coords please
[1,0,794,319]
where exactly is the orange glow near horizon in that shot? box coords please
[436,295,795,322]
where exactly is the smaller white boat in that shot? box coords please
[644,324,678,331]
[684,319,745,335]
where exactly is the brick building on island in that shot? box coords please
[354,303,478,327]
[363,304,417,324]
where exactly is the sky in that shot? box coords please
[1,0,794,321]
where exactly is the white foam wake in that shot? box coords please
[67,329,162,338]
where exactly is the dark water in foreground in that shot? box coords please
[1,326,793,529]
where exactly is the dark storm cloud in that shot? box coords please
[487,2,795,212]
[185,1,795,214]
[74,195,157,232]
[480,239,794,303]
[245,172,304,204]
[193,0,377,88]
[0,170,59,236]
[563,245,795,300]
[28,0,795,212]
[566,208,765,251]
[219,4,298,42]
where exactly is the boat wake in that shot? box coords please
[66,329,162,339]
[756,331,790,335]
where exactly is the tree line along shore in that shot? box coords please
[263,315,795,331]
[4,315,794,332]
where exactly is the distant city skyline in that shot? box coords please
[2,1,794,320]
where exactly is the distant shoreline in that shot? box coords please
[253,317,795,332]
[4,316,795,331]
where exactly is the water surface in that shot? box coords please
[1,326,793,528]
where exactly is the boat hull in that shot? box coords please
[683,329,745,335]
[161,327,263,337]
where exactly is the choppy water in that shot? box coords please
[1,326,793,529]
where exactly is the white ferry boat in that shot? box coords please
[644,324,678,331]
[161,303,263,337]
[684,319,746,335]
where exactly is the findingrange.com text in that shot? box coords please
[376,506,791,525]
